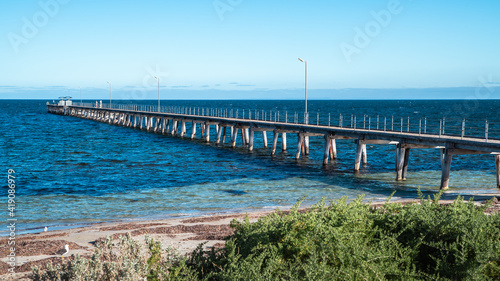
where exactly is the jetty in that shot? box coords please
[47,101,500,190]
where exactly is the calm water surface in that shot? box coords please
[2,99,500,235]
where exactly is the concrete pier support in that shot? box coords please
[354,142,364,171]
[248,130,255,151]
[362,144,367,164]
[244,128,250,144]
[296,134,304,160]
[440,148,453,190]
[304,136,310,155]
[282,133,287,151]
[323,134,332,165]
[241,129,247,146]
[330,139,337,159]
[191,122,196,139]
[217,126,224,145]
[180,121,186,137]
[205,123,210,142]
[222,127,227,143]
[153,118,158,132]
[272,131,279,155]
[395,144,406,180]
[496,155,500,188]
[263,131,268,148]
[173,121,179,135]
[402,148,411,180]
[231,127,238,147]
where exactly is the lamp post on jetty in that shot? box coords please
[298,58,308,124]
[154,76,160,112]
[107,81,111,108]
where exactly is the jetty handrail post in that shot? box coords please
[354,116,357,129]
[400,117,403,134]
[363,115,366,129]
[317,112,319,126]
[424,117,427,133]
[295,112,297,124]
[285,111,288,123]
[384,116,387,131]
[419,119,422,136]
[485,120,489,142]
[439,119,442,138]
[328,113,331,127]
[443,117,446,135]
[391,116,394,131]
[407,116,410,132]
[351,114,353,128]
[377,115,379,130]
[368,116,371,130]
[461,119,465,139]
[340,113,343,128]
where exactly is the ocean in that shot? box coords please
[2,99,500,235]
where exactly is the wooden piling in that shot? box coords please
[222,127,227,143]
[181,121,186,137]
[440,148,453,190]
[304,136,310,155]
[191,122,196,139]
[296,134,304,160]
[402,148,410,180]
[354,141,363,171]
[249,130,255,151]
[272,131,279,155]
[245,128,250,144]
[241,129,246,146]
[263,131,268,148]
[205,123,210,142]
[323,135,331,165]
[496,155,500,188]
[330,139,337,159]
[232,127,238,147]
[282,133,287,151]
[362,144,367,164]
[216,126,223,144]
[395,144,406,181]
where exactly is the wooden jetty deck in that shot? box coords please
[47,103,500,190]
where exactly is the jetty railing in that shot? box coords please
[70,102,500,141]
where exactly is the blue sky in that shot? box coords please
[1,0,499,99]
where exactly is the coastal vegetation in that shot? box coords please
[32,192,500,280]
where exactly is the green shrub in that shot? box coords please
[31,193,500,280]
[190,193,500,280]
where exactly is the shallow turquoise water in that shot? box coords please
[2,99,499,235]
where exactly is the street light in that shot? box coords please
[154,76,160,112]
[107,81,111,108]
[298,58,308,123]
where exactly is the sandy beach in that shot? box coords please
[0,209,276,280]
[2,196,499,280]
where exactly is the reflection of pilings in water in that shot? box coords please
[47,104,500,191]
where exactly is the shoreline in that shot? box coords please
[3,190,499,237]
[1,195,499,280]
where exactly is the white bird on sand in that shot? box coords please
[44,226,48,232]
[54,244,69,256]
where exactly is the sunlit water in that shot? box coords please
[2,99,499,235]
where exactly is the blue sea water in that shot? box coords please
[2,99,500,235]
